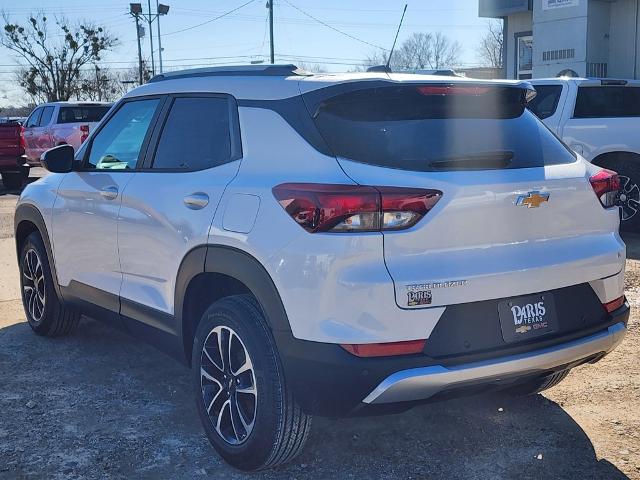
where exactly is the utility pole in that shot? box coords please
[130,3,169,83]
[147,0,156,75]
[131,6,144,85]
[156,0,164,73]
[268,0,274,64]
[95,64,102,101]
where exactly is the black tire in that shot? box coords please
[192,294,311,471]
[19,231,80,336]
[1,170,26,191]
[606,157,640,232]
[506,369,571,397]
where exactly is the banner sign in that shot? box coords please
[543,0,579,10]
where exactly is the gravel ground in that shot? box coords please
[0,173,639,479]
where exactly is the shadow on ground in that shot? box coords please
[623,232,640,261]
[0,317,628,480]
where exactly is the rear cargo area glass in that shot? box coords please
[309,84,576,172]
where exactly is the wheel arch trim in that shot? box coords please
[175,244,293,363]
[14,203,64,301]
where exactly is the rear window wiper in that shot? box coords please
[426,151,513,170]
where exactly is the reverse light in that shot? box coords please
[80,124,90,144]
[590,169,620,208]
[340,340,426,358]
[603,296,625,313]
[272,183,442,233]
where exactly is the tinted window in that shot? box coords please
[152,97,232,170]
[25,108,42,128]
[528,85,562,119]
[574,86,640,118]
[87,99,159,170]
[310,85,576,172]
[58,105,111,124]
[39,106,55,126]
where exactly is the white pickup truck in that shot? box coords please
[529,78,640,231]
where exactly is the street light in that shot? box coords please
[156,2,170,73]
[129,3,170,79]
[130,3,144,85]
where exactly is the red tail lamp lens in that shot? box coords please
[272,183,441,233]
[340,339,426,357]
[590,169,620,208]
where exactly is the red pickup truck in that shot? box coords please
[0,121,28,190]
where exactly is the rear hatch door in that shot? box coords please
[303,80,624,309]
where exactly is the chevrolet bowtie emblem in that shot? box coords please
[516,191,550,208]
[515,325,532,334]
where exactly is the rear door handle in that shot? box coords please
[99,185,119,200]
[184,192,209,210]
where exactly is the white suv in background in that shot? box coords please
[15,65,629,471]
[529,78,640,230]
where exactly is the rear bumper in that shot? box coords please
[276,299,629,417]
[363,321,626,404]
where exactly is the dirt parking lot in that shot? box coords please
[0,172,639,479]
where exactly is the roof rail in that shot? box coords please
[148,64,310,83]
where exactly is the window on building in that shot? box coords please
[517,35,533,80]
[528,85,563,119]
[574,87,640,118]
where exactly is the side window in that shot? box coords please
[87,99,160,170]
[25,108,42,128]
[528,85,562,120]
[151,97,232,170]
[39,106,55,126]
[574,86,640,118]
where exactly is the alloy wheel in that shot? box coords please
[617,175,640,221]
[22,248,45,322]
[200,325,257,445]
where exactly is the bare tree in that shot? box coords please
[363,32,461,71]
[477,20,503,68]
[1,13,117,103]
[77,61,151,102]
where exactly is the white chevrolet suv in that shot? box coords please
[14,65,629,471]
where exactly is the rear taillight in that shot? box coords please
[18,126,25,153]
[603,296,625,313]
[272,183,442,233]
[80,124,90,143]
[340,339,426,357]
[590,169,620,208]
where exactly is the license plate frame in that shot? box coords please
[498,293,559,344]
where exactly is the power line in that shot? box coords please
[280,0,387,51]
[163,0,257,37]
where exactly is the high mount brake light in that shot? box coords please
[417,86,492,96]
[272,183,442,233]
[589,169,620,208]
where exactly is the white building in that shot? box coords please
[479,0,640,79]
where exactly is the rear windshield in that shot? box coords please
[57,106,111,124]
[528,85,562,119]
[309,84,576,171]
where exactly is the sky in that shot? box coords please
[0,0,491,106]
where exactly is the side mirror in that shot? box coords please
[41,144,75,173]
